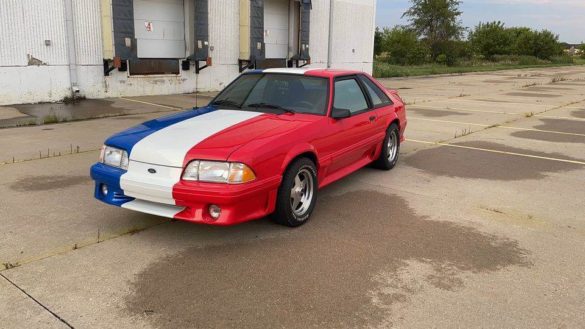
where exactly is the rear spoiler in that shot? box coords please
[386,88,404,103]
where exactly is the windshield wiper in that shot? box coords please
[210,99,241,108]
[245,103,295,114]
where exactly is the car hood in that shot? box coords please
[105,107,315,167]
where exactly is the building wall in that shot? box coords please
[308,0,331,68]
[0,0,72,104]
[329,0,376,73]
[0,0,376,106]
[78,0,241,100]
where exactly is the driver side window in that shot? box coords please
[334,78,368,114]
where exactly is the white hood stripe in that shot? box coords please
[119,109,263,211]
[128,109,263,167]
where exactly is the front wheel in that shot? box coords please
[271,158,318,227]
[373,123,400,170]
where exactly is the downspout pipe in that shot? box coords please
[64,0,80,95]
[327,0,334,68]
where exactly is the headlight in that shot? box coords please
[199,161,230,183]
[182,160,256,184]
[99,145,129,170]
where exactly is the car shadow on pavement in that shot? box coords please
[124,190,531,329]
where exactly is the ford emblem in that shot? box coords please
[148,168,157,174]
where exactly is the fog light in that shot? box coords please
[209,205,221,220]
[101,184,108,196]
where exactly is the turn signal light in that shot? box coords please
[228,163,256,184]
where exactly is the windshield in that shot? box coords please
[210,73,329,115]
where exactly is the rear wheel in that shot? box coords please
[271,158,318,227]
[373,123,400,170]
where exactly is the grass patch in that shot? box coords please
[3,262,21,270]
[43,114,60,124]
[373,58,583,78]
[522,82,539,88]
[16,119,38,127]
[62,95,86,104]
[551,75,568,83]
[42,113,69,124]
[454,128,473,138]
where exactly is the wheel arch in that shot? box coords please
[385,110,400,130]
[390,118,400,129]
[387,113,404,141]
[280,145,319,176]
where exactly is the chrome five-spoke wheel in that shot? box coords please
[290,168,314,217]
[272,157,318,227]
[373,123,400,170]
[387,129,398,162]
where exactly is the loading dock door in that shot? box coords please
[264,0,289,58]
[134,0,185,59]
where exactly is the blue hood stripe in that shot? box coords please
[104,107,216,153]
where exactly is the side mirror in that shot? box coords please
[331,108,351,120]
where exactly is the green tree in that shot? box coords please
[381,27,430,65]
[374,27,383,57]
[402,0,465,60]
[433,40,471,65]
[579,44,585,59]
[509,27,535,56]
[469,21,512,59]
[510,28,562,59]
[533,30,562,59]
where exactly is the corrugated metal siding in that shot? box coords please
[73,0,103,65]
[209,0,239,65]
[0,0,72,66]
[0,1,27,66]
[22,0,69,65]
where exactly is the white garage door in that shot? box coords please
[264,0,289,58]
[134,0,185,59]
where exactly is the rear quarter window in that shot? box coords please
[358,75,392,107]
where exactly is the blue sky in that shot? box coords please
[376,0,584,44]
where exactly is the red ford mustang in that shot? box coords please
[90,68,407,226]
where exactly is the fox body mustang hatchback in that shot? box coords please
[90,68,407,226]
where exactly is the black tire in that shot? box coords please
[271,157,318,227]
[373,123,400,170]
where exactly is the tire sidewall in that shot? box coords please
[278,159,318,226]
[389,126,400,166]
[382,124,400,168]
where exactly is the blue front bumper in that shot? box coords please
[90,163,134,207]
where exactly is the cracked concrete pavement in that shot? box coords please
[1,66,585,328]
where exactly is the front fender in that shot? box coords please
[280,143,320,174]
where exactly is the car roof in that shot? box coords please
[245,67,364,78]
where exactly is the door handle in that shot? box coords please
[369,115,377,122]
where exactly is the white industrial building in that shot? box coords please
[0,0,376,106]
